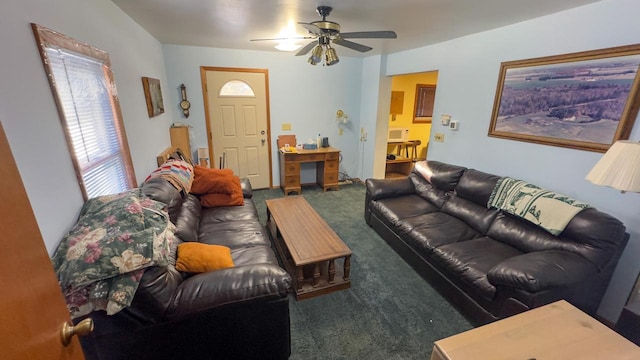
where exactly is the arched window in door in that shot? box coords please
[219,80,255,97]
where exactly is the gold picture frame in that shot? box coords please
[488,44,640,152]
[142,77,164,117]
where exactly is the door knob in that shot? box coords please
[60,318,94,346]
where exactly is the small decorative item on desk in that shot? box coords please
[303,143,318,150]
[280,144,297,153]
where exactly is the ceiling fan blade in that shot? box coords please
[250,36,314,42]
[250,36,313,42]
[295,41,317,56]
[332,38,372,53]
[340,31,397,39]
[298,22,322,35]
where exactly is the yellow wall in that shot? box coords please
[388,71,438,159]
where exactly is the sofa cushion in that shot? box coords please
[174,194,201,242]
[432,237,523,300]
[200,201,260,223]
[455,169,501,206]
[176,243,234,273]
[132,265,185,321]
[371,194,439,227]
[402,212,480,252]
[409,172,450,208]
[232,246,279,267]
[441,194,499,235]
[199,223,271,249]
[413,160,466,192]
[487,250,599,292]
[141,177,183,223]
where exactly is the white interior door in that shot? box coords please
[203,68,271,189]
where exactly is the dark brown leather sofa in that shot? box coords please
[365,160,628,325]
[77,176,292,359]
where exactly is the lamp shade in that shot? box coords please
[586,140,640,193]
[308,45,323,65]
[325,47,339,66]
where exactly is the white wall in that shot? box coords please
[384,0,640,322]
[0,0,173,252]
[162,45,364,186]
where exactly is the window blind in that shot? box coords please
[45,47,130,199]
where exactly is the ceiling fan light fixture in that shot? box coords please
[308,44,323,65]
[325,47,339,66]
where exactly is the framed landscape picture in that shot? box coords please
[488,44,640,152]
[142,77,164,117]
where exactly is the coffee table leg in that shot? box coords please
[313,263,320,287]
[328,260,335,284]
[343,256,351,280]
[297,267,304,291]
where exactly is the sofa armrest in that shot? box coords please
[487,250,599,292]
[240,178,253,198]
[165,264,291,320]
[365,178,414,201]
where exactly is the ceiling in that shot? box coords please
[112,0,600,57]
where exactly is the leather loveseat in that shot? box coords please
[365,160,628,325]
[77,176,293,359]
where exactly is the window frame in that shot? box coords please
[413,84,436,124]
[31,23,136,200]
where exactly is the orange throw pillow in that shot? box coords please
[190,166,244,207]
[175,243,234,273]
[191,166,234,194]
[200,190,244,207]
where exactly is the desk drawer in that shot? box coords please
[283,162,300,175]
[283,175,300,187]
[325,159,338,172]
[322,172,338,185]
[299,153,325,162]
[326,152,339,160]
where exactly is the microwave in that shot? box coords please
[388,127,409,142]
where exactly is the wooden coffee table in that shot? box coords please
[265,196,352,300]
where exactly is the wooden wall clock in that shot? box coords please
[179,83,190,118]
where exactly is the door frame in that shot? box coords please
[200,66,273,187]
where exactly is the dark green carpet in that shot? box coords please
[252,183,473,360]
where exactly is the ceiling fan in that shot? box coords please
[250,6,397,66]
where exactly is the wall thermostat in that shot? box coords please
[449,120,459,130]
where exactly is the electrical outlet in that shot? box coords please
[339,128,343,135]
[434,132,445,142]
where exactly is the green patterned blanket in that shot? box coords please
[488,177,591,235]
[52,189,174,319]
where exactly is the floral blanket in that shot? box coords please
[52,189,174,319]
[488,177,591,236]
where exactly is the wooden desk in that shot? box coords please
[266,196,352,300]
[279,146,340,195]
[431,300,640,360]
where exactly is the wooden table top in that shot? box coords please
[433,300,640,360]
[265,196,351,266]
